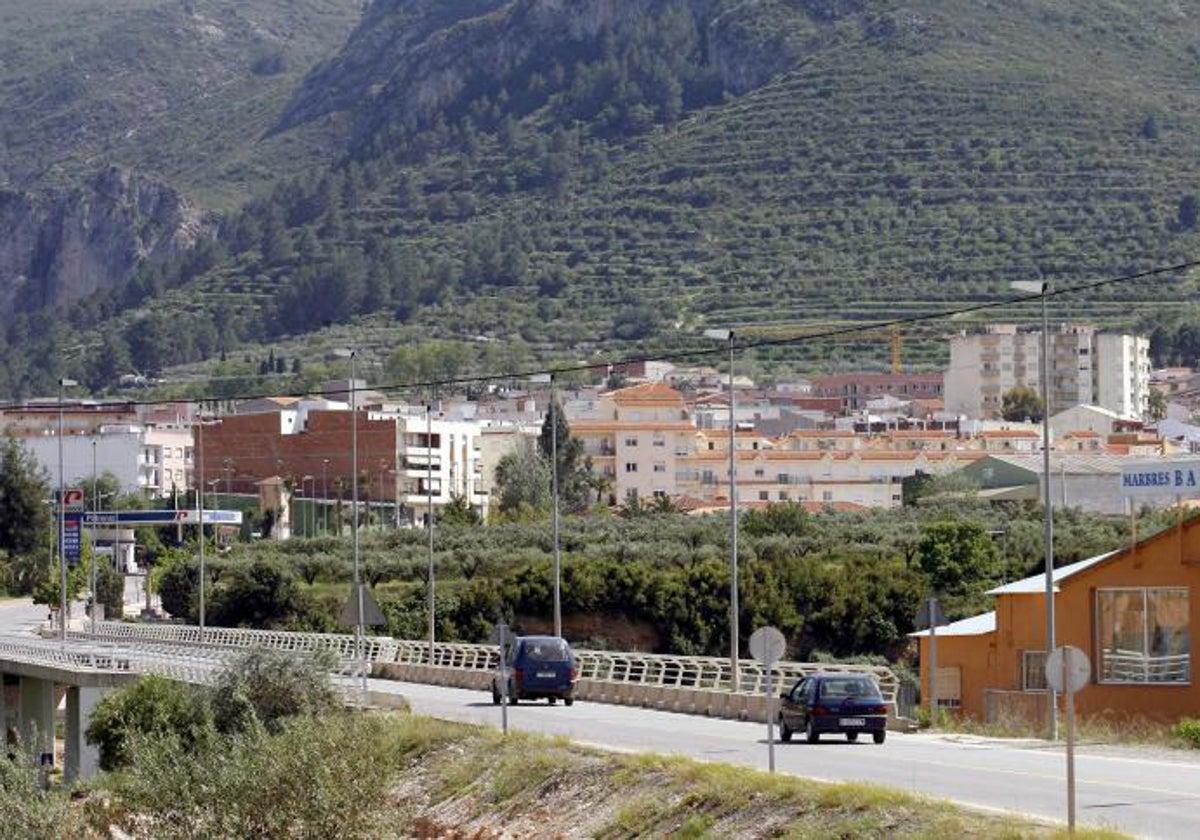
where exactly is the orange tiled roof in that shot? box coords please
[606,381,685,407]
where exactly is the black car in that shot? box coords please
[491,635,578,705]
[778,672,889,744]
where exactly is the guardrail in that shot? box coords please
[58,623,902,723]
[0,636,220,686]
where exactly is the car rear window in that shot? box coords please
[819,677,882,699]
[523,639,571,662]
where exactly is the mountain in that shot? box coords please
[4,0,1200,400]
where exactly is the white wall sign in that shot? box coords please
[1119,460,1200,497]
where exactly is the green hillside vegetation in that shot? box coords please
[0,0,362,203]
[6,0,1200,399]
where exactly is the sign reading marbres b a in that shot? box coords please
[1120,459,1200,498]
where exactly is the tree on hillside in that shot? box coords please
[1000,386,1044,422]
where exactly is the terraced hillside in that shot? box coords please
[8,0,1200,398]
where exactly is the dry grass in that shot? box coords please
[384,715,1128,839]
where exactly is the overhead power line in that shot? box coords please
[3,258,1195,413]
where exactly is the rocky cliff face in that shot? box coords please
[0,167,205,319]
[278,0,835,147]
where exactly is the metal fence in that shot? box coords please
[36,622,906,720]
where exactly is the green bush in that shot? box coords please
[1173,718,1200,748]
[85,675,206,771]
[110,714,405,839]
[210,647,339,735]
[0,752,74,837]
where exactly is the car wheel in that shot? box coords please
[846,731,859,743]
[805,717,820,744]
[779,716,793,743]
[549,696,557,705]
[873,730,886,745]
[564,696,574,707]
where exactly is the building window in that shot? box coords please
[653,462,666,473]
[1096,588,1189,684]
[625,463,638,473]
[754,468,764,478]
[759,491,769,501]
[653,435,665,448]
[822,491,833,502]
[779,492,789,501]
[625,437,639,447]
[1021,651,1049,692]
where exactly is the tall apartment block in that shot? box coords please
[945,325,1149,420]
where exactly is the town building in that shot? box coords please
[945,325,1150,420]
[568,382,697,505]
[809,373,944,414]
[196,406,490,527]
[913,513,1200,725]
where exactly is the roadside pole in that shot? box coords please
[1046,645,1089,835]
[492,619,510,735]
[750,626,785,773]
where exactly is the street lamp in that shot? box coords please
[322,459,330,534]
[703,328,740,692]
[195,413,208,641]
[550,374,562,639]
[302,475,315,536]
[1012,279,1056,740]
[91,437,98,633]
[350,352,366,695]
[426,398,436,662]
[58,377,76,641]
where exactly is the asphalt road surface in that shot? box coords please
[370,677,1200,839]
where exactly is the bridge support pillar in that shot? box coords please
[65,685,105,782]
[18,676,56,768]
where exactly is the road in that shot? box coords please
[370,678,1200,839]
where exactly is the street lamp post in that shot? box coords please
[426,399,436,662]
[703,329,740,692]
[551,376,562,639]
[322,459,330,535]
[1013,280,1056,740]
[91,436,100,633]
[302,476,314,536]
[196,413,207,642]
[350,353,366,695]
[58,377,76,641]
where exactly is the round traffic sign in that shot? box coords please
[1045,645,1090,694]
[749,626,786,666]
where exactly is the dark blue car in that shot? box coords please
[492,635,578,706]
[778,672,889,744]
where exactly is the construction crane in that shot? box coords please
[736,323,904,374]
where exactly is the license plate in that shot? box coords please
[537,671,556,678]
[839,717,866,727]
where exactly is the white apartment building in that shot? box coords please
[569,382,696,504]
[945,325,1149,420]
[141,422,193,498]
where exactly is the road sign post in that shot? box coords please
[1046,645,1090,833]
[750,626,786,773]
[916,596,947,725]
[490,620,510,734]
